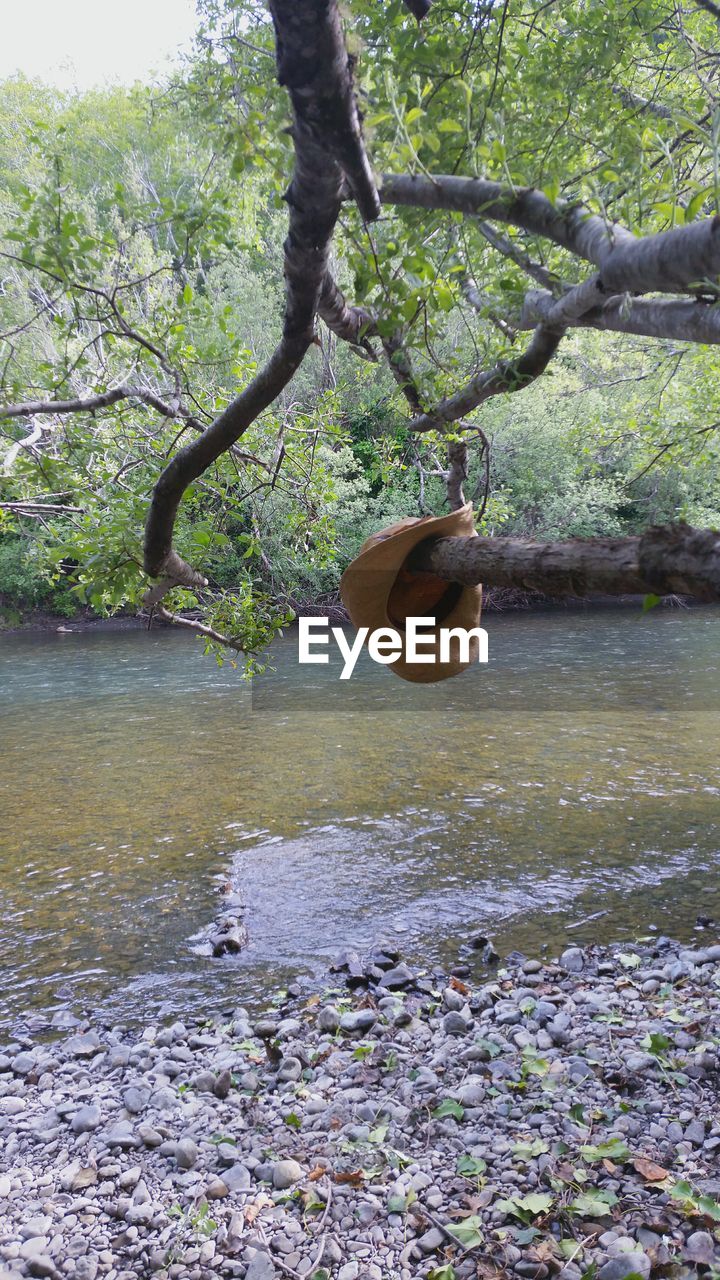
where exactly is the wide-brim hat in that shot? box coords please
[339,501,482,683]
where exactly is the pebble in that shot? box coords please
[0,937,718,1280]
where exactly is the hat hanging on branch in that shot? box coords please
[339,502,482,684]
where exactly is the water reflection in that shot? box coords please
[0,606,718,1033]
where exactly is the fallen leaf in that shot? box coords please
[450,976,469,995]
[633,1157,669,1182]
[308,1165,326,1182]
[334,1169,365,1186]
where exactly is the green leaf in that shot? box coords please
[433,1098,465,1120]
[448,1215,484,1247]
[456,1154,487,1177]
[570,1189,619,1216]
[580,1138,631,1163]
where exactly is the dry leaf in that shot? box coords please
[308,1165,326,1182]
[334,1169,365,1186]
[450,975,470,995]
[633,1157,669,1182]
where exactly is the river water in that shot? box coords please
[1,606,718,1034]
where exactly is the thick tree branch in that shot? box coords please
[410,522,720,601]
[381,175,720,296]
[521,290,720,345]
[143,0,366,594]
[401,0,433,17]
[270,0,380,223]
[381,174,635,267]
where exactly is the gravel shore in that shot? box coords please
[1,936,720,1280]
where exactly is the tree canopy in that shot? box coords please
[1,0,720,652]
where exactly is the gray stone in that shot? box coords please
[176,1137,199,1169]
[104,1121,139,1149]
[338,1265,360,1280]
[245,1251,276,1280]
[317,1006,341,1033]
[272,1159,303,1189]
[684,1118,706,1146]
[339,1010,376,1035]
[455,1077,485,1106]
[137,1123,163,1147]
[63,1032,102,1058]
[418,1228,445,1253]
[123,1087,150,1114]
[382,964,414,989]
[684,1232,716,1265]
[560,947,585,972]
[597,1253,651,1280]
[222,1163,252,1192]
[71,1104,101,1134]
[443,1011,471,1036]
[277,1056,302,1082]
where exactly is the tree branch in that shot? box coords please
[143,0,368,596]
[520,290,720,345]
[409,324,563,431]
[410,522,720,601]
[381,175,720,296]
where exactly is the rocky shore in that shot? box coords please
[2,937,720,1280]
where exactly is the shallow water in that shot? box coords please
[1,606,718,1033]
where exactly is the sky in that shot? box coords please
[1,0,199,92]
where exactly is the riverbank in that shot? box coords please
[0,590,697,638]
[2,938,719,1280]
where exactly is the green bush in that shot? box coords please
[0,537,78,616]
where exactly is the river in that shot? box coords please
[1,606,718,1034]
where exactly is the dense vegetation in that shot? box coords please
[1,0,720,636]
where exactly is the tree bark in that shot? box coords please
[521,290,720,345]
[409,523,720,601]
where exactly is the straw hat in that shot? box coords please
[339,501,482,683]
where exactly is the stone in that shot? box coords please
[71,1104,101,1134]
[123,1087,150,1114]
[277,1056,302,1082]
[63,1032,102,1058]
[176,1137,199,1169]
[222,1163,252,1192]
[382,964,414,989]
[560,947,584,972]
[245,1252,276,1280]
[339,1010,376,1035]
[597,1254,650,1280]
[104,1121,139,1149]
[272,1159,303,1189]
[684,1118,706,1146]
[684,1232,716,1266]
[443,1011,470,1036]
[318,1006,341,1033]
[338,1265,360,1280]
[418,1228,445,1253]
[137,1123,163,1147]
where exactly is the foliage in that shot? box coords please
[1,0,720,645]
